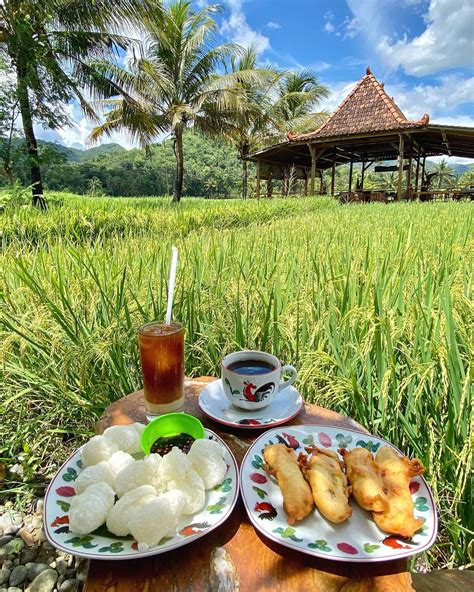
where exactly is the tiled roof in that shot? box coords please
[289,67,429,141]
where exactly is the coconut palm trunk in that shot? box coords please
[173,127,184,203]
[242,158,248,199]
[16,66,46,209]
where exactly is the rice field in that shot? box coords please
[0,194,472,569]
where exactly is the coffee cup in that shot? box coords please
[221,350,297,410]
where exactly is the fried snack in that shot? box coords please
[340,447,388,513]
[373,445,425,538]
[263,444,313,525]
[300,446,352,523]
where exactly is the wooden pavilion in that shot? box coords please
[245,68,474,201]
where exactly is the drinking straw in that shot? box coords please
[165,246,178,324]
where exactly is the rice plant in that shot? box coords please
[0,195,472,568]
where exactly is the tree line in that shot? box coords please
[0,0,329,207]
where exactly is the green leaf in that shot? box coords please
[252,486,267,499]
[363,543,380,553]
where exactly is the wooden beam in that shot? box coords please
[360,159,366,190]
[396,133,405,201]
[256,160,261,200]
[331,157,336,196]
[441,131,452,156]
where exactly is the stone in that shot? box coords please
[8,588,22,592]
[56,560,67,576]
[18,528,36,547]
[0,569,10,586]
[9,565,27,587]
[27,563,49,582]
[4,539,24,557]
[20,547,38,564]
[35,501,44,512]
[58,580,79,592]
[75,557,89,582]
[0,528,18,538]
[0,514,21,532]
[0,548,8,563]
[0,539,12,549]
[27,569,58,592]
[31,517,42,530]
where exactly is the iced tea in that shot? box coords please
[138,321,185,416]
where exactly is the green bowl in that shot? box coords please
[141,413,205,455]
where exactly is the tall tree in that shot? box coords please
[90,0,244,202]
[0,0,154,208]
[432,158,456,189]
[222,48,329,198]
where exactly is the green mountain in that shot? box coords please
[35,140,127,162]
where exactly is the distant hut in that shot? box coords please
[245,68,474,201]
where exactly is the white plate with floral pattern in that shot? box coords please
[44,429,239,560]
[240,425,437,563]
[198,379,303,429]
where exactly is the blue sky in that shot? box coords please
[39,0,474,161]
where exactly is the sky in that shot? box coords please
[38,0,474,162]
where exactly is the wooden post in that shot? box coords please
[256,160,261,200]
[348,152,354,194]
[396,134,405,201]
[309,144,316,195]
[421,155,426,186]
[415,156,421,197]
[319,171,324,194]
[331,158,336,196]
[266,171,273,198]
[406,148,413,190]
[361,160,366,191]
[304,170,308,196]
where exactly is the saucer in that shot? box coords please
[198,379,303,429]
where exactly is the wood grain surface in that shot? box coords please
[85,377,418,592]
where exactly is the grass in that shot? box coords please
[0,193,472,569]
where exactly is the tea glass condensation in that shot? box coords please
[138,321,185,417]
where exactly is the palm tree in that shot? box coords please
[219,46,280,199]
[89,0,244,202]
[272,69,329,136]
[222,48,329,198]
[0,0,153,208]
[432,159,455,189]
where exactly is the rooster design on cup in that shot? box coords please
[242,381,276,403]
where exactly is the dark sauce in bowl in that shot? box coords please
[150,432,195,455]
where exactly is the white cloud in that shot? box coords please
[391,75,474,120]
[266,21,281,30]
[221,0,270,54]
[323,10,335,33]
[34,102,137,150]
[324,22,335,33]
[343,0,474,75]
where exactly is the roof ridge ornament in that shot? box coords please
[366,66,372,75]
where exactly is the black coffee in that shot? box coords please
[227,359,276,375]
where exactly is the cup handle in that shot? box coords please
[279,365,297,391]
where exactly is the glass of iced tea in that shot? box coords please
[138,321,185,417]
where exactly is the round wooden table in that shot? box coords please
[84,377,415,592]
